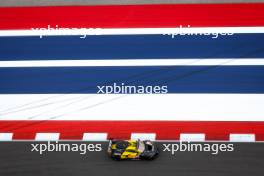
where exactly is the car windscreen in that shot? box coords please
[137,141,145,152]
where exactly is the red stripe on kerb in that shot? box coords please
[0,4,264,29]
[0,121,263,141]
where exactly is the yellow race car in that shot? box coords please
[107,139,159,160]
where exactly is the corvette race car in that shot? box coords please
[107,139,159,160]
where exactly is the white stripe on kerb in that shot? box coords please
[229,134,256,142]
[0,27,264,37]
[131,133,156,141]
[1,59,264,67]
[0,133,13,141]
[82,133,108,141]
[180,133,206,141]
[35,133,60,141]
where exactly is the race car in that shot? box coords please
[107,139,159,160]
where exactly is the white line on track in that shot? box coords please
[0,94,264,121]
[0,27,264,37]
[1,59,264,67]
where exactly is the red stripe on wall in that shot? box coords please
[0,4,264,29]
[0,121,263,140]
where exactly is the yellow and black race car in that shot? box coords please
[107,139,159,160]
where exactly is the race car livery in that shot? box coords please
[107,139,159,160]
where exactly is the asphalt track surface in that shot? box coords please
[0,0,264,6]
[0,142,263,176]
